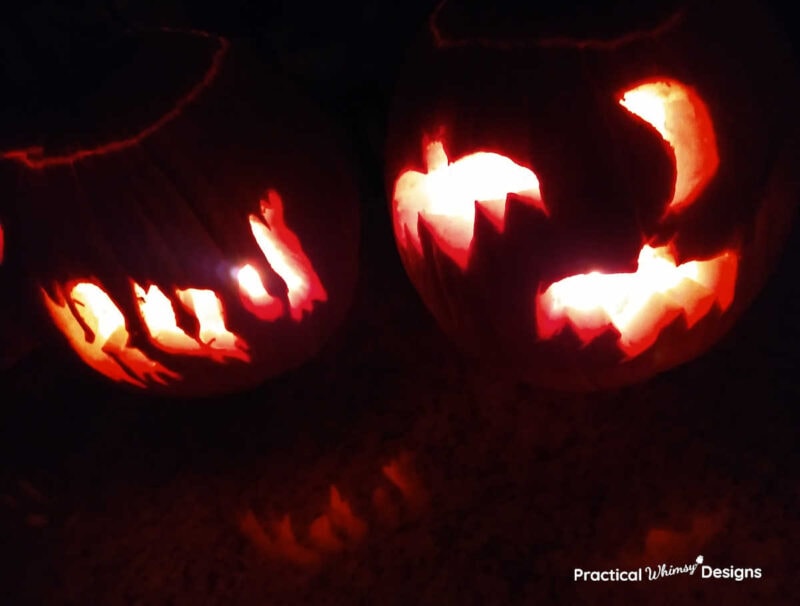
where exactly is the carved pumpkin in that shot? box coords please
[387,0,800,390]
[0,28,359,397]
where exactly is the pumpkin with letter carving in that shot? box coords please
[386,0,800,390]
[0,27,359,397]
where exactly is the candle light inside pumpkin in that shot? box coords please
[392,78,736,360]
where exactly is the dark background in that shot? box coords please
[1,1,799,604]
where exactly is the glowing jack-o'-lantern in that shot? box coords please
[0,29,359,397]
[387,0,799,390]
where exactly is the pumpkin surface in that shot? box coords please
[0,28,360,397]
[386,0,800,390]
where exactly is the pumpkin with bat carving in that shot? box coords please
[386,0,800,390]
[0,28,359,397]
